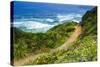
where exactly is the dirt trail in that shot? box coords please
[56,24,82,50]
[14,25,82,66]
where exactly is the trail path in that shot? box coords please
[14,25,82,66]
[56,24,82,50]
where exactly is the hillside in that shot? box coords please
[24,7,97,65]
[80,7,97,35]
[12,21,77,61]
[12,7,97,65]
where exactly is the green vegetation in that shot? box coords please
[24,7,97,65]
[12,7,97,65]
[81,7,97,36]
[13,21,77,60]
[26,35,97,65]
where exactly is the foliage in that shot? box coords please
[24,7,97,65]
[12,7,97,65]
[12,22,76,60]
[80,7,97,36]
[25,35,97,65]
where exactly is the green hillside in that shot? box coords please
[12,21,77,60]
[24,7,97,65]
[12,7,97,65]
[81,7,97,35]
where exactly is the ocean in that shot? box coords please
[11,1,94,33]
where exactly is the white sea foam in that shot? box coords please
[13,13,82,32]
[23,21,55,29]
[13,20,55,32]
[13,21,24,27]
[57,13,82,22]
[45,18,54,22]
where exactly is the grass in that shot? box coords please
[25,35,97,65]
[12,7,97,65]
[13,22,77,60]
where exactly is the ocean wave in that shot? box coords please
[13,13,82,32]
[45,18,54,22]
[57,13,82,22]
[13,20,55,32]
[23,21,55,29]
